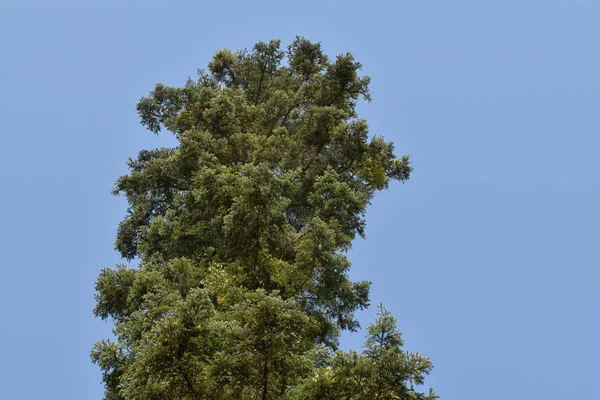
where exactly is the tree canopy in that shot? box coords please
[92,37,437,400]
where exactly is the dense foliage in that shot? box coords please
[92,37,437,399]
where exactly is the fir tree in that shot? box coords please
[92,37,436,399]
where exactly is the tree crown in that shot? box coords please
[92,37,435,400]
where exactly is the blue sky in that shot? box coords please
[1,1,598,398]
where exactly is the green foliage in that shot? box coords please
[92,37,435,399]
[290,305,438,400]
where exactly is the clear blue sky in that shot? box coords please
[1,1,598,398]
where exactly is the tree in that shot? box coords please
[92,37,437,399]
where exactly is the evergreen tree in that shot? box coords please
[92,37,437,399]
